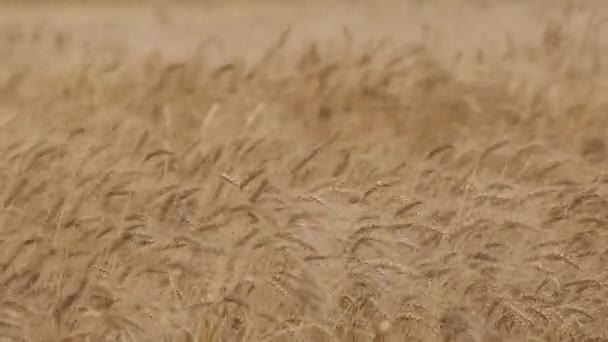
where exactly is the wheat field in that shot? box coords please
[0,1,608,341]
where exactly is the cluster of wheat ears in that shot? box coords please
[0,1,608,341]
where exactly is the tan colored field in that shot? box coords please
[1,1,608,341]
